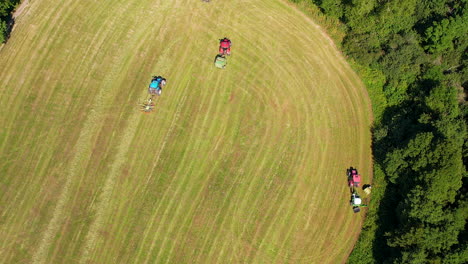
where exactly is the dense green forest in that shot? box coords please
[290,0,467,263]
[0,0,19,43]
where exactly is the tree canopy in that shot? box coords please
[0,0,20,43]
[303,0,468,263]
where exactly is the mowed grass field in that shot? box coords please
[0,0,373,263]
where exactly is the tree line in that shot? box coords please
[0,0,20,43]
[290,0,467,263]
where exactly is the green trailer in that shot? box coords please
[214,55,227,69]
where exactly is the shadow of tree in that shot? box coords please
[369,78,445,262]
[1,15,15,44]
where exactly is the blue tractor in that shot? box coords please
[149,76,166,96]
[142,76,166,113]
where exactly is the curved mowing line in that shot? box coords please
[1,17,114,260]
[249,120,317,261]
[136,42,223,262]
[1,0,373,263]
[145,79,223,263]
[219,144,292,263]
[31,54,117,264]
[131,44,198,262]
[234,97,308,262]
[167,94,246,262]
[30,13,134,264]
[266,133,332,260]
[79,105,142,263]
[133,90,189,263]
[143,100,181,185]
[205,40,308,264]
[199,126,279,261]
[133,63,213,262]
[78,5,176,260]
[161,81,242,261]
[194,123,271,261]
[29,2,145,261]
[211,97,301,262]
[210,1,359,261]
[244,145,305,257]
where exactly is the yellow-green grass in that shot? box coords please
[0,0,373,263]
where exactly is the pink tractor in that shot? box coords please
[219,37,232,56]
[347,167,361,188]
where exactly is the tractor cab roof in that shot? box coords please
[353,174,361,183]
[150,79,160,88]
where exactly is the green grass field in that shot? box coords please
[0,0,373,263]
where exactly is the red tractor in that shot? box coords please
[219,37,232,56]
[347,167,361,188]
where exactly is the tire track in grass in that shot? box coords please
[137,91,191,263]
[168,77,241,262]
[244,140,305,262]
[29,4,135,263]
[250,87,317,262]
[220,143,293,263]
[207,132,279,262]
[147,32,230,252]
[133,88,189,263]
[130,32,194,260]
[265,110,332,261]
[201,65,287,262]
[269,142,330,262]
[262,1,368,262]
[121,28,186,196]
[145,76,222,263]
[3,2,124,252]
[193,94,271,262]
[143,44,184,187]
[187,50,273,262]
[74,23,171,262]
[78,103,142,264]
[135,13,219,261]
[3,0,373,262]
[240,142,304,262]
[31,59,119,264]
[211,18,308,262]
[223,143,288,263]
[222,2,336,261]
[162,78,242,261]
[77,3,177,260]
[211,103,296,259]
[1,0,116,227]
